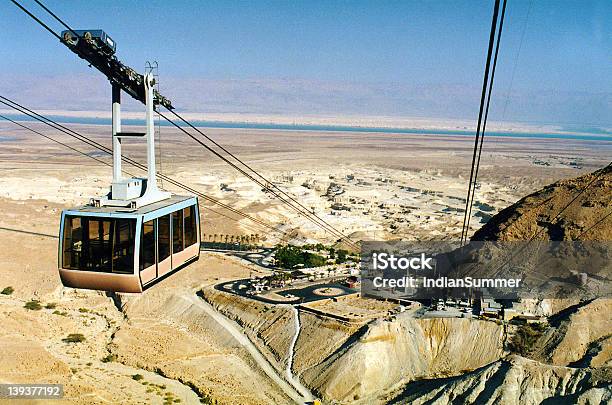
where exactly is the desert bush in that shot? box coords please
[62,333,86,343]
[45,302,57,309]
[101,353,117,363]
[1,286,14,295]
[24,300,42,310]
[132,374,144,381]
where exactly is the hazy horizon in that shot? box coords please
[1,1,610,128]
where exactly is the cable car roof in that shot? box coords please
[63,195,197,219]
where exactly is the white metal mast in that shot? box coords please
[93,73,170,208]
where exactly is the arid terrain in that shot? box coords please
[0,121,610,404]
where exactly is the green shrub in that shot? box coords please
[45,302,57,309]
[24,300,42,310]
[53,310,68,316]
[62,333,86,343]
[78,308,89,313]
[132,374,144,381]
[1,286,14,295]
[101,353,117,363]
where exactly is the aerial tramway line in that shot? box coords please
[7,0,358,292]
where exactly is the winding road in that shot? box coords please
[182,292,314,404]
[285,305,313,402]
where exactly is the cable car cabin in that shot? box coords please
[59,196,200,293]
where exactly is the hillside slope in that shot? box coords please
[472,164,611,241]
[391,355,611,405]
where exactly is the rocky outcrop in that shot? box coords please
[390,355,612,405]
[299,315,505,403]
[201,288,296,367]
[532,298,612,367]
[292,311,362,375]
[472,165,611,241]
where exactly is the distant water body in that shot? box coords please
[3,114,612,142]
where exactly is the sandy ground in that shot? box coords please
[0,121,610,403]
[0,121,609,244]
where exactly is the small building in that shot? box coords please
[346,275,359,288]
[291,270,308,280]
[480,298,503,318]
[511,314,546,324]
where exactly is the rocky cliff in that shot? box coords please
[301,315,505,403]
[472,164,611,241]
[391,355,611,405]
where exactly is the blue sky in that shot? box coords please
[1,0,610,128]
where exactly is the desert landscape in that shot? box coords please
[0,120,610,404]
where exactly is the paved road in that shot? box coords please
[217,278,357,305]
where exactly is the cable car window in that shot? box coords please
[173,209,184,254]
[86,219,112,272]
[184,206,197,247]
[158,215,171,262]
[140,220,156,271]
[63,216,82,269]
[62,216,134,274]
[112,219,135,274]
